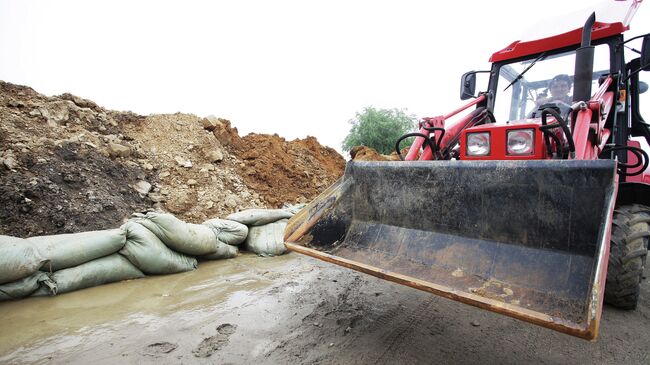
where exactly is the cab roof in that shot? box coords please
[490,0,642,62]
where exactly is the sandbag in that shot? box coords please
[27,229,127,271]
[244,219,288,257]
[132,212,219,256]
[226,209,294,226]
[32,254,144,296]
[120,221,198,275]
[0,271,56,301]
[202,218,248,245]
[198,241,239,260]
[282,203,306,214]
[0,235,48,284]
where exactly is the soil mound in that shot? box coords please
[349,145,400,161]
[233,134,345,206]
[0,81,345,236]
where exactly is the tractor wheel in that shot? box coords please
[604,204,650,309]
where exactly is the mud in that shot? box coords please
[1,253,648,365]
[192,323,237,358]
[0,141,151,236]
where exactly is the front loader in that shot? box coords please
[285,0,650,340]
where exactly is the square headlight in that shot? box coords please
[507,129,534,155]
[466,132,490,156]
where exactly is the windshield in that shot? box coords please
[493,43,611,122]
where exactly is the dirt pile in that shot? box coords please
[0,81,345,237]
[0,82,152,237]
[233,134,345,206]
[349,145,400,161]
[119,113,264,221]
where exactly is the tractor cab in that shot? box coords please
[458,0,650,175]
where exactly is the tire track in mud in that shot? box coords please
[374,297,437,364]
[262,269,367,363]
[345,294,437,365]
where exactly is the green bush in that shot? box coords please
[342,107,417,155]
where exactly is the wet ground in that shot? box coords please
[1,252,649,364]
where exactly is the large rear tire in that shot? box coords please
[604,204,650,309]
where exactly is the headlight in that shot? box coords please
[466,132,490,156]
[507,129,534,155]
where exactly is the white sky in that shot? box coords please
[1,0,649,153]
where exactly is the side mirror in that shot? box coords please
[460,71,477,100]
[641,34,650,71]
[640,81,648,94]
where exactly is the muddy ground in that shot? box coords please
[1,253,648,365]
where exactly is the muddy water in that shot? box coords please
[3,251,648,365]
[0,253,318,364]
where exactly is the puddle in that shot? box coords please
[0,253,299,361]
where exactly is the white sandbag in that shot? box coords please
[202,218,248,245]
[0,235,48,284]
[282,203,306,214]
[132,212,219,256]
[226,209,294,226]
[0,271,56,301]
[244,219,288,257]
[32,254,144,296]
[27,229,127,271]
[120,221,198,275]
[198,241,239,260]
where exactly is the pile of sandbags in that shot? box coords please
[119,221,198,275]
[226,205,303,257]
[0,206,302,301]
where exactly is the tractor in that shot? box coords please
[284,0,650,340]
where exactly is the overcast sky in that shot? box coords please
[1,0,649,153]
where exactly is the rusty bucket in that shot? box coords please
[284,160,618,340]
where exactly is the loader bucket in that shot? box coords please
[284,160,618,340]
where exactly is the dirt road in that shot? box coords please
[1,253,648,364]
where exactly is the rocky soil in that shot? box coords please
[349,145,401,161]
[0,81,345,237]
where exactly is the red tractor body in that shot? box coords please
[286,0,650,340]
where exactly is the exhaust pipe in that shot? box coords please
[573,12,596,102]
